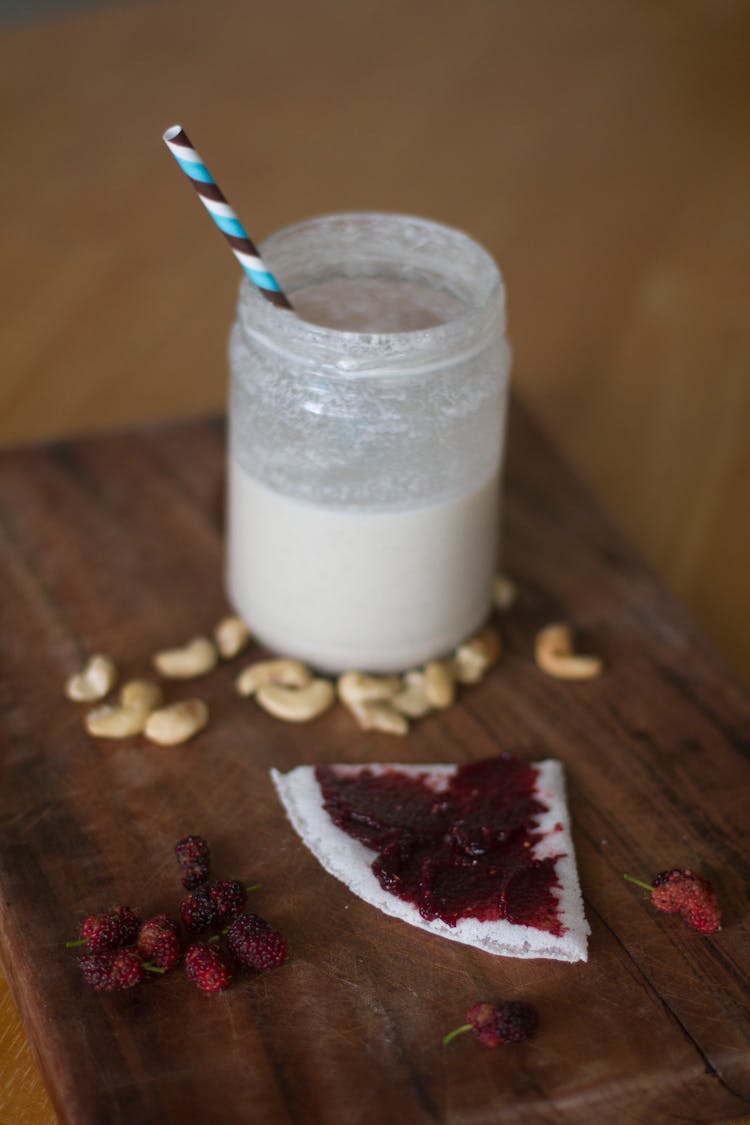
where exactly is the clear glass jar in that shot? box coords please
[227,212,511,673]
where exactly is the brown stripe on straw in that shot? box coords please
[192,180,228,204]
[166,127,194,150]
[263,289,294,309]
[225,232,261,254]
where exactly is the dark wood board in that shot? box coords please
[0,401,748,1125]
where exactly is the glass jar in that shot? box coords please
[227,212,511,673]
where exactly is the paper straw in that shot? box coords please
[162,125,293,310]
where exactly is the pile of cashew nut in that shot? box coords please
[65,614,250,746]
[233,620,502,735]
[64,574,604,744]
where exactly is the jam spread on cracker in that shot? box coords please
[316,755,564,933]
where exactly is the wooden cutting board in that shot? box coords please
[0,402,748,1125]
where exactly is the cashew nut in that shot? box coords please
[493,573,518,612]
[85,703,148,739]
[214,615,250,660]
[144,699,209,745]
[236,658,312,698]
[453,625,501,684]
[84,678,163,739]
[392,670,433,719]
[255,679,335,723]
[534,622,603,681]
[120,679,163,714]
[65,654,118,702]
[337,671,401,707]
[422,661,456,709]
[152,637,218,679]
[348,698,410,736]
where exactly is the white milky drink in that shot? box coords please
[228,464,499,673]
[227,214,511,674]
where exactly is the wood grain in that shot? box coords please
[0,404,748,1125]
[0,0,749,694]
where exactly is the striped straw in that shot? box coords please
[162,125,292,310]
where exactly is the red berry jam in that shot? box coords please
[316,755,564,934]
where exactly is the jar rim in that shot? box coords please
[236,211,506,377]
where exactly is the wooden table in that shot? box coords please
[1,1,750,1120]
[0,403,749,1124]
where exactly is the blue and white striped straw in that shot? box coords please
[162,125,292,310]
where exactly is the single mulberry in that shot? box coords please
[210,880,247,925]
[180,885,219,934]
[75,906,141,951]
[443,1000,538,1047]
[136,915,181,971]
[624,870,722,934]
[175,835,210,890]
[184,943,232,993]
[226,912,287,971]
[79,948,146,991]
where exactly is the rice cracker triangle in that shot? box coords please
[271,754,589,963]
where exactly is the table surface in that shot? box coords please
[0,404,749,1125]
[1,1,750,1121]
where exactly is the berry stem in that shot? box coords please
[246,883,262,893]
[442,1023,473,1046]
[142,963,167,974]
[623,873,656,893]
[65,939,86,948]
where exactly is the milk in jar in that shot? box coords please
[227,213,510,674]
